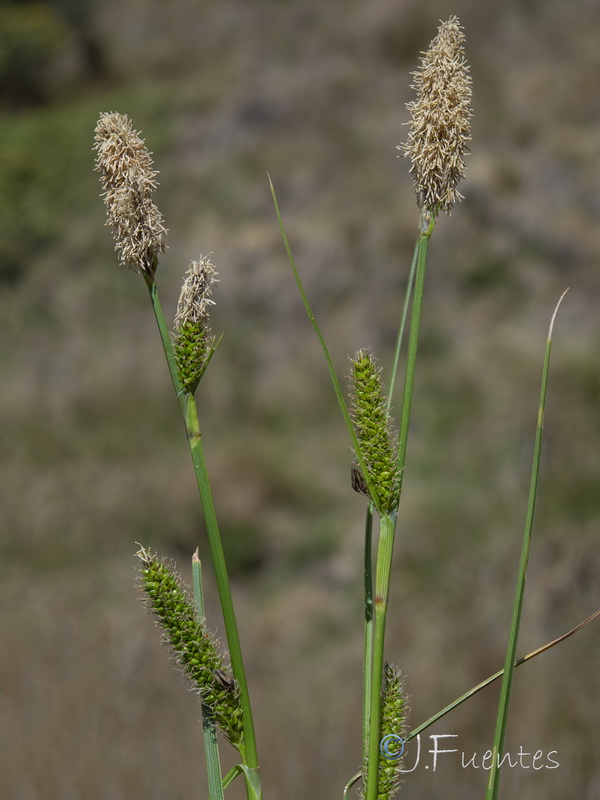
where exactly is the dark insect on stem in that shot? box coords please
[213,668,235,692]
[351,465,369,497]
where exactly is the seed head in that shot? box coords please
[400,16,472,214]
[135,546,244,748]
[350,350,400,515]
[174,256,218,327]
[374,664,409,800]
[172,256,218,394]
[94,112,167,279]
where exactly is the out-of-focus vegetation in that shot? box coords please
[1,1,598,799]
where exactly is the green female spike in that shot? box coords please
[350,351,400,515]
[136,546,244,749]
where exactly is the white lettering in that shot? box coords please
[399,734,421,773]
[497,750,518,769]
[532,750,544,770]
[517,745,532,769]
[461,751,478,769]
[397,735,559,773]
[428,735,458,771]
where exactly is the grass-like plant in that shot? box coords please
[93,15,598,800]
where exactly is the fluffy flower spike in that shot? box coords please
[400,16,472,214]
[171,256,219,394]
[94,112,167,279]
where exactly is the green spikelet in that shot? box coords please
[136,546,244,749]
[173,320,213,393]
[376,663,409,800]
[171,256,218,394]
[350,350,400,514]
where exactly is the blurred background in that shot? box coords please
[1,0,598,798]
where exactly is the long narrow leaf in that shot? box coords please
[342,606,598,797]
[408,605,596,741]
[486,289,568,800]
[269,175,383,515]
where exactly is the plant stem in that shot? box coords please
[396,213,435,488]
[145,276,261,800]
[145,278,185,403]
[363,214,434,800]
[358,234,417,789]
[365,512,396,800]
[184,396,259,778]
[485,290,568,800]
[362,504,374,771]
[387,238,419,415]
[343,606,598,795]
[192,552,225,800]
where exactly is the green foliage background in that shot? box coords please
[1,1,598,798]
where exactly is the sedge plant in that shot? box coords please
[93,15,597,800]
[94,113,260,800]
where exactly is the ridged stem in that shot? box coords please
[357,230,418,797]
[365,513,396,800]
[387,238,419,415]
[192,552,225,800]
[365,217,433,799]
[184,395,258,772]
[362,505,375,771]
[396,213,434,488]
[145,276,261,800]
[146,278,185,404]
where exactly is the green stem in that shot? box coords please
[192,552,225,800]
[396,213,435,488]
[386,237,419,415]
[363,214,434,800]
[358,232,417,795]
[486,290,568,800]
[365,513,396,800]
[185,396,259,778]
[343,606,598,795]
[362,504,375,771]
[146,278,185,404]
[356,235,418,797]
[145,277,261,800]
